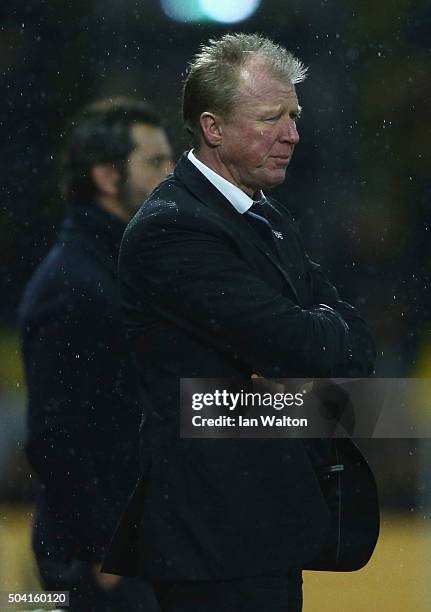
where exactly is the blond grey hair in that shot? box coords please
[182,33,307,146]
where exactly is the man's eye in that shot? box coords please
[265,115,280,122]
[146,156,168,168]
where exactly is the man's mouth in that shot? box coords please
[271,156,291,164]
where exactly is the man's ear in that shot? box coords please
[91,164,120,197]
[199,112,223,147]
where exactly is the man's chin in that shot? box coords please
[263,169,288,190]
[127,197,148,216]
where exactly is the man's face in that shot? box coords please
[217,63,301,195]
[123,123,173,213]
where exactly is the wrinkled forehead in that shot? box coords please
[130,123,171,153]
[236,58,296,105]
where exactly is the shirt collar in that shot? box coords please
[188,149,264,214]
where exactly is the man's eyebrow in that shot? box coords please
[257,103,302,118]
[258,103,286,116]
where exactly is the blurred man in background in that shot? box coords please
[19,97,173,611]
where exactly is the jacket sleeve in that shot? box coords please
[121,210,352,378]
[21,288,134,560]
[305,257,376,376]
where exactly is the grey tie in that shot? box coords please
[244,197,279,254]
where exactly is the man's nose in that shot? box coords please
[281,119,299,144]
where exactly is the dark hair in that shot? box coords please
[61,97,161,204]
[183,33,307,147]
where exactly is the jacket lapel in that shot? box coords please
[264,201,312,307]
[174,155,301,303]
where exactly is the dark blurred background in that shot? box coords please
[1,1,431,609]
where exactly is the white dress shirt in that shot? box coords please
[187,149,264,214]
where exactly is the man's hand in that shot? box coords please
[93,563,122,591]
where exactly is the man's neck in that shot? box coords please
[193,148,254,197]
[96,196,132,223]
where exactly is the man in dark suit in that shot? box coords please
[103,35,377,611]
[19,97,173,611]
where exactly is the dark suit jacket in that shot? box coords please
[20,204,143,563]
[103,154,376,580]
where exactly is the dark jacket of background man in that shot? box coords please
[102,37,377,612]
[19,97,173,611]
